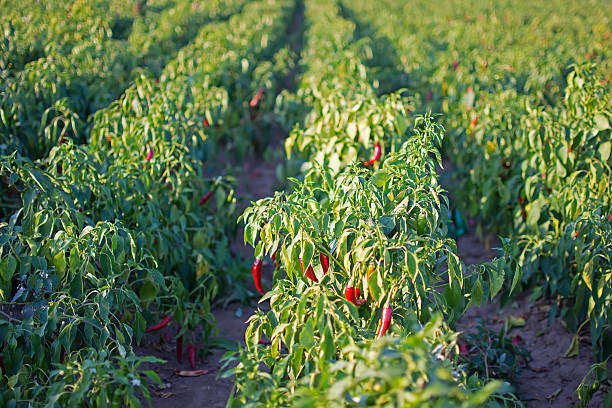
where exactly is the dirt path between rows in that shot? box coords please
[455,223,607,408]
[136,3,305,407]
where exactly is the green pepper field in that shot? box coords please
[0,0,610,406]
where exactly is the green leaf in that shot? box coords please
[139,280,158,301]
[0,255,17,282]
[489,265,505,300]
[598,141,611,162]
[594,114,610,131]
[509,264,522,295]
[52,252,66,277]
[564,334,579,358]
[301,239,314,274]
[582,261,593,291]
[368,170,390,188]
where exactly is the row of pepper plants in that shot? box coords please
[340,0,612,402]
[0,0,299,405]
[0,0,135,74]
[224,0,523,406]
[0,0,250,160]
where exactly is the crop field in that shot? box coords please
[0,0,610,407]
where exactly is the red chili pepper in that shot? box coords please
[145,315,172,333]
[272,250,279,269]
[512,335,520,347]
[364,142,381,166]
[187,344,196,369]
[452,59,459,71]
[319,253,329,274]
[376,306,392,338]
[353,288,366,306]
[300,258,319,283]
[250,88,265,108]
[252,258,264,295]
[344,287,355,304]
[146,147,153,162]
[177,334,183,363]
[470,116,477,128]
[344,286,365,306]
[199,191,213,206]
[59,134,67,144]
[467,86,473,94]
[0,355,6,380]
[204,119,210,127]
[608,214,612,221]
[60,345,66,363]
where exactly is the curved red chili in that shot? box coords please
[353,288,366,306]
[146,147,153,162]
[300,258,319,283]
[376,306,392,338]
[250,88,265,108]
[145,315,172,333]
[345,287,366,306]
[319,253,329,274]
[364,142,381,166]
[177,334,183,363]
[252,258,264,295]
[199,191,213,206]
[272,250,279,269]
[187,344,196,369]
[344,287,355,304]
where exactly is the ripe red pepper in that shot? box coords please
[252,258,264,295]
[470,116,477,129]
[272,250,279,269]
[145,315,172,333]
[146,147,153,162]
[452,59,459,71]
[353,288,366,306]
[177,331,183,363]
[344,286,365,306]
[344,286,355,303]
[376,306,392,338]
[60,345,66,363]
[300,258,319,283]
[204,119,210,127]
[319,253,329,274]
[199,191,213,206]
[364,142,381,166]
[0,355,6,380]
[250,88,265,108]
[187,344,196,369]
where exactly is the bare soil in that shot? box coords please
[455,219,607,408]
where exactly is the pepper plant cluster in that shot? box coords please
[225,0,519,406]
[0,0,299,405]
